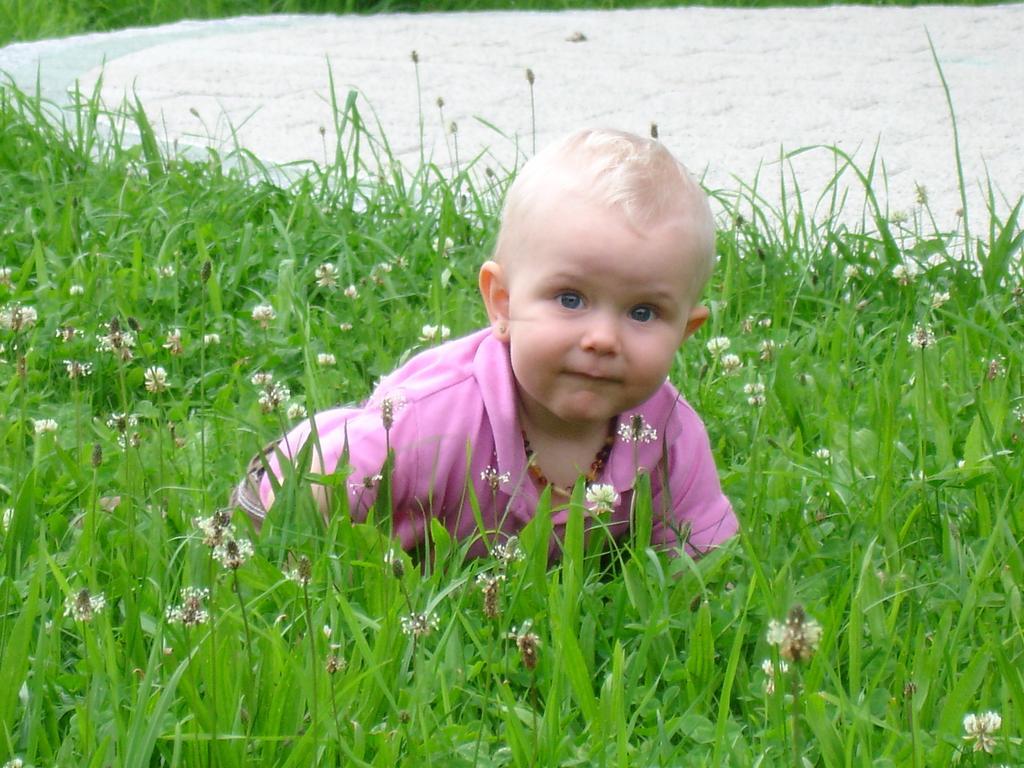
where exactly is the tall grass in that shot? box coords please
[0,78,1022,766]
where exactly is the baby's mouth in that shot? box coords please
[566,369,617,383]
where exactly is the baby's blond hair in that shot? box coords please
[494,128,716,291]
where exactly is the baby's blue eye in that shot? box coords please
[557,292,583,310]
[630,305,655,322]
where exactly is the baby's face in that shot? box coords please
[491,196,709,435]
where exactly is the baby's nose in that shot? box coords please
[580,315,620,354]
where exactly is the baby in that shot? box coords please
[233,128,737,557]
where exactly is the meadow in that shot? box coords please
[0,55,1022,768]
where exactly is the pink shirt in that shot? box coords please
[251,329,736,556]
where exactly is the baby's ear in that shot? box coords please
[479,260,511,341]
[682,305,709,341]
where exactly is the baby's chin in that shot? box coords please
[546,393,631,428]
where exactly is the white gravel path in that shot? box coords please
[2,7,1021,231]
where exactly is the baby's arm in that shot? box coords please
[233,403,395,526]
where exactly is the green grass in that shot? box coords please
[0,77,1022,767]
[0,0,1011,48]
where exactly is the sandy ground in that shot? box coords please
[2,6,1022,231]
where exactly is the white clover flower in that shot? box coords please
[400,611,440,638]
[156,265,176,278]
[758,339,777,362]
[343,284,359,299]
[474,573,504,590]
[814,447,831,461]
[618,413,658,444]
[492,536,524,566]
[250,371,274,387]
[324,652,347,676]
[286,403,307,420]
[252,303,276,328]
[64,587,107,622]
[259,383,291,413]
[96,324,136,361]
[907,323,936,350]
[420,324,451,342]
[720,353,743,375]
[931,290,951,309]
[477,571,505,619]
[480,466,510,492]
[892,262,920,286]
[144,366,168,393]
[203,333,221,345]
[32,418,58,434]
[585,483,619,513]
[315,263,339,288]
[284,556,313,587]
[163,328,183,355]
[325,651,346,675]
[194,511,233,547]
[317,352,336,366]
[432,236,455,255]
[0,303,38,332]
[705,336,731,356]
[339,322,353,332]
[165,587,210,627]
[766,605,822,663]
[511,620,541,670]
[106,412,139,432]
[212,536,254,569]
[64,360,93,379]
[3,756,25,768]
[0,266,12,288]
[55,326,81,342]
[842,264,860,282]
[744,382,766,407]
[378,392,406,430]
[349,473,383,493]
[69,283,86,296]
[963,711,1001,754]
[986,357,1006,381]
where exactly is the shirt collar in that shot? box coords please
[476,332,679,498]
[473,330,534,505]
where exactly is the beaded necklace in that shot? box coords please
[522,418,617,497]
